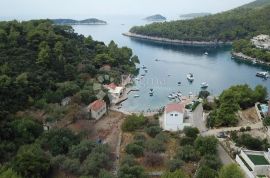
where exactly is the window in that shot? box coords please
[175,114,178,116]
[170,114,173,116]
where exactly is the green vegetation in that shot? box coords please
[130,1,270,42]
[233,39,270,62]
[0,19,139,178]
[121,114,146,132]
[207,84,268,127]
[161,170,189,178]
[231,132,270,151]
[118,155,147,178]
[263,116,270,126]
[247,154,270,165]
[218,164,245,178]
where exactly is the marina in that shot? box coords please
[73,15,270,112]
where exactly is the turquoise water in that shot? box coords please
[73,16,270,112]
[261,104,269,113]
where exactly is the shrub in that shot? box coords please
[167,159,184,172]
[161,170,189,178]
[183,127,199,139]
[133,133,146,142]
[121,115,146,132]
[263,117,270,126]
[201,154,222,171]
[180,136,195,146]
[145,126,162,137]
[125,143,144,157]
[195,136,218,156]
[198,90,210,99]
[235,134,265,151]
[240,127,246,132]
[145,139,165,153]
[155,132,169,143]
[245,126,251,131]
[196,165,217,178]
[176,145,199,162]
[144,152,164,167]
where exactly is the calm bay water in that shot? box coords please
[73,16,270,112]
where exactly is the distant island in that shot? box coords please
[144,14,166,21]
[129,0,270,42]
[179,12,211,19]
[52,18,107,25]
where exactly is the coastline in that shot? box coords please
[231,52,270,67]
[123,32,232,47]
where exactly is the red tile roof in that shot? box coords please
[105,83,117,90]
[89,100,106,112]
[166,103,185,113]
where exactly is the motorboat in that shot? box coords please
[178,82,181,85]
[201,82,209,89]
[142,65,147,69]
[134,95,140,98]
[187,73,194,82]
[252,60,257,64]
[168,93,177,99]
[177,91,182,97]
[155,59,159,61]
[256,71,269,78]
[204,52,208,55]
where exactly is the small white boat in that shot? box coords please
[135,77,140,81]
[134,95,140,98]
[256,71,269,78]
[252,60,257,64]
[177,92,182,97]
[187,73,194,82]
[189,92,193,96]
[201,82,209,89]
[204,52,208,55]
[144,68,148,72]
[142,65,147,69]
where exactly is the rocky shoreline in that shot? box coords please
[123,32,232,46]
[231,52,270,67]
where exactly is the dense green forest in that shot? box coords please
[233,39,270,62]
[130,1,270,42]
[0,20,139,178]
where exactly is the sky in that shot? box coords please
[0,0,254,20]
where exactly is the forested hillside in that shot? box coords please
[130,1,270,42]
[0,20,139,178]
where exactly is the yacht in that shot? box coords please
[201,82,209,89]
[256,72,269,78]
[187,73,194,82]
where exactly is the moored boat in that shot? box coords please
[201,82,209,89]
[256,71,269,78]
[187,73,194,82]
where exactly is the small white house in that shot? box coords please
[104,83,124,104]
[236,149,270,178]
[88,99,107,120]
[161,103,191,131]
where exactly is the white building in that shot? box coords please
[236,149,270,178]
[161,103,191,131]
[88,99,107,120]
[104,83,124,104]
